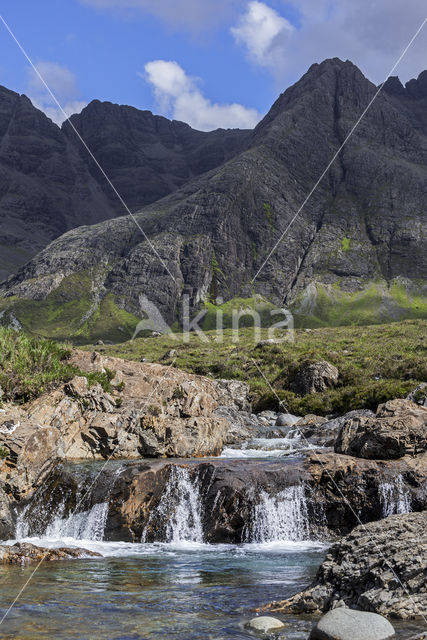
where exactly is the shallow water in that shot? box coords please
[0,540,324,639]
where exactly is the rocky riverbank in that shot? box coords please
[263,511,427,621]
[0,348,426,635]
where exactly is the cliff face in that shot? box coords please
[0,88,247,281]
[1,58,426,334]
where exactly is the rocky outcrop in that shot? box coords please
[0,350,259,512]
[335,399,427,459]
[305,451,426,534]
[264,512,427,620]
[291,361,339,396]
[0,542,101,563]
[296,410,375,449]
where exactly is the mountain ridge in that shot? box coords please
[0,57,426,339]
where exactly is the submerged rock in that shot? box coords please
[247,616,285,632]
[264,512,427,620]
[308,608,395,639]
[0,542,101,563]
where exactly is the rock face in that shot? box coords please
[308,609,396,640]
[2,58,427,330]
[0,86,246,280]
[0,350,242,482]
[291,361,339,395]
[265,512,427,620]
[335,399,427,459]
[0,542,101,563]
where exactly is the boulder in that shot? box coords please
[407,384,427,407]
[308,608,395,640]
[276,413,300,427]
[0,542,101,563]
[291,361,339,395]
[264,512,427,620]
[246,616,284,632]
[335,399,427,459]
[296,410,375,449]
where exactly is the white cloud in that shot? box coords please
[80,0,244,33]
[232,0,427,86]
[231,1,294,68]
[142,60,261,130]
[27,61,86,125]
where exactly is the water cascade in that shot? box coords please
[142,466,204,543]
[378,474,411,517]
[248,485,311,543]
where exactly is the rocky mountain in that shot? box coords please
[1,58,426,339]
[0,87,247,281]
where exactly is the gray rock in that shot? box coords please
[407,383,427,407]
[247,616,285,632]
[276,413,300,427]
[266,512,427,620]
[309,608,395,639]
[212,379,251,412]
[291,361,339,396]
[335,399,427,459]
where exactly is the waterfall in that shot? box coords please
[142,466,203,543]
[249,485,310,543]
[379,475,411,517]
[44,502,109,541]
[16,500,109,542]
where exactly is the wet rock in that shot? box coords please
[0,486,13,539]
[0,542,101,563]
[265,512,427,620]
[291,361,339,395]
[335,399,427,459]
[247,616,285,632]
[308,608,395,639]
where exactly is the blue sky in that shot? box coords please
[0,1,426,130]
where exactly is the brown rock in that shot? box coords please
[0,542,101,563]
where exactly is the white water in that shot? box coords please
[379,475,411,517]
[220,432,316,459]
[249,485,310,543]
[142,466,204,544]
[16,501,109,542]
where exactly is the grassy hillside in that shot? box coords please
[92,319,427,416]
